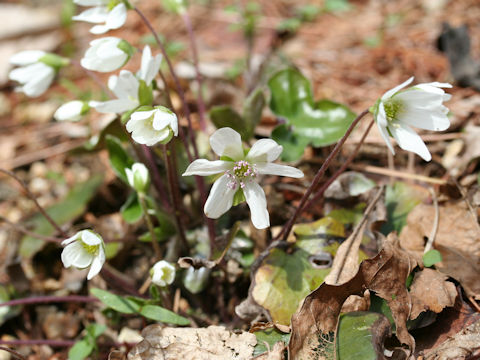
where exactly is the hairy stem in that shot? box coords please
[0,295,97,308]
[139,192,163,260]
[276,109,370,241]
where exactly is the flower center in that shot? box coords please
[226,160,257,190]
[383,99,404,122]
[81,241,99,255]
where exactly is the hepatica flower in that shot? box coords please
[54,100,91,121]
[94,46,162,114]
[81,37,134,72]
[61,230,105,280]
[125,162,149,193]
[73,0,128,35]
[9,51,69,97]
[151,260,176,287]
[183,127,304,229]
[126,106,178,146]
[373,77,452,161]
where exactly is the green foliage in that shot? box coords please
[68,323,106,360]
[253,327,290,357]
[91,288,189,325]
[423,249,442,267]
[336,312,386,360]
[324,0,352,13]
[19,175,104,258]
[268,68,356,161]
[106,135,134,183]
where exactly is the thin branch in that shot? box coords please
[0,346,27,360]
[0,216,63,243]
[0,295,97,307]
[424,187,439,254]
[0,169,67,237]
[0,340,75,347]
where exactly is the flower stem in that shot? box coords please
[139,192,163,261]
[0,340,75,347]
[0,346,26,360]
[301,118,375,213]
[0,169,67,238]
[134,6,199,159]
[0,295,97,307]
[181,12,207,132]
[162,144,189,251]
[276,109,370,241]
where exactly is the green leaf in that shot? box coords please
[268,68,356,161]
[336,312,389,360]
[251,217,344,325]
[121,193,143,223]
[139,305,190,325]
[68,339,93,360]
[381,182,428,235]
[86,323,106,339]
[324,0,352,13]
[253,327,290,357]
[209,106,248,139]
[106,135,134,183]
[423,249,442,267]
[19,175,103,258]
[271,124,309,162]
[90,288,141,314]
[242,88,265,140]
[104,242,122,260]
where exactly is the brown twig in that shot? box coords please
[349,164,447,185]
[0,346,27,360]
[0,169,67,237]
[0,295,97,307]
[0,216,63,243]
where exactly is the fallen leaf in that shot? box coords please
[424,319,480,360]
[254,342,285,360]
[127,325,257,360]
[400,202,480,299]
[289,233,417,359]
[324,171,376,200]
[409,268,457,320]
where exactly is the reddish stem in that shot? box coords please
[0,295,97,308]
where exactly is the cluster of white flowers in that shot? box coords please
[73,0,128,35]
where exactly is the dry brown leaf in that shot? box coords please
[127,325,257,360]
[409,268,457,320]
[400,202,480,299]
[424,319,480,360]
[289,233,416,360]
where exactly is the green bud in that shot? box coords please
[117,39,135,58]
[39,53,70,70]
[138,80,154,106]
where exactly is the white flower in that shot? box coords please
[126,106,178,146]
[61,230,106,280]
[9,51,55,97]
[125,162,149,193]
[73,0,128,34]
[374,77,452,161]
[81,37,133,73]
[182,127,304,229]
[151,260,176,287]
[93,46,162,114]
[54,100,90,121]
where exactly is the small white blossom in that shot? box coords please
[125,162,149,193]
[54,100,90,121]
[81,37,133,73]
[126,106,178,146]
[93,46,162,114]
[151,260,176,287]
[61,230,105,280]
[182,127,304,229]
[73,0,128,34]
[8,51,67,97]
[374,77,452,161]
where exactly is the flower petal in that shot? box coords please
[376,103,396,155]
[398,107,450,131]
[109,70,139,100]
[204,174,236,219]
[87,250,105,279]
[105,3,127,29]
[73,6,108,23]
[209,127,244,160]
[94,98,138,113]
[183,159,232,176]
[81,230,102,245]
[246,139,283,163]
[256,163,304,178]
[54,101,84,121]
[382,77,414,100]
[390,123,431,161]
[243,181,269,229]
[10,50,45,65]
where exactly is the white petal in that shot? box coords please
[74,0,106,6]
[183,159,232,176]
[139,45,153,81]
[243,181,269,229]
[398,107,450,131]
[62,242,93,268]
[376,104,395,155]
[153,111,176,131]
[382,77,414,100]
[130,109,156,121]
[10,50,45,65]
[395,89,445,109]
[9,63,44,83]
[204,174,236,219]
[22,67,55,97]
[256,163,304,178]
[73,6,108,23]
[90,24,110,34]
[62,234,80,246]
[210,127,244,160]
[54,101,84,121]
[246,139,283,163]
[110,70,139,99]
[61,242,81,267]
[87,251,105,279]
[104,3,127,29]
[81,230,102,245]
[125,168,134,187]
[391,123,431,161]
